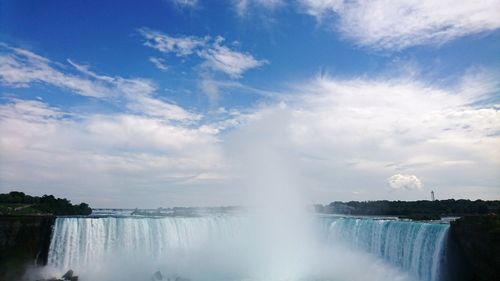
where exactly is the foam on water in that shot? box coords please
[46,215,448,281]
[319,216,449,281]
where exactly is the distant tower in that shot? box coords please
[431,190,435,201]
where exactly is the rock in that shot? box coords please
[34,269,78,281]
[152,271,163,280]
[0,216,55,281]
[62,270,73,280]
[450,215,500,281]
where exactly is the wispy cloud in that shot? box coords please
[0,44,199,122]
[299,0,500,50]
[149,57,169,71]
[138,29,268,102]
[127,94,201,121]
[197,77,284,105]
[138,29,267,78]
[0,45,228,206]
[199,37,268,78]
[169,0,198,8]
[233,0,284,17]
[138,28,207,57]
[0,46,113,98]
[0,98,64,121]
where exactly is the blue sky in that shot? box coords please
[0,0,499,207]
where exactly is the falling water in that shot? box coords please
[48,216,245,271]
[47,215,449,281]
[320,216,449,281]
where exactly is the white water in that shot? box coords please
[319,216,449,281]
[45,215,449,281]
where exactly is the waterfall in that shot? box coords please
[320,216,449,281]
[48,216,245,272]
[47,215,449,281]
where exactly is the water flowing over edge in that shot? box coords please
[47,215,449,281]
[319,216,449,281]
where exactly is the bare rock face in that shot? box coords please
[449,215,500,281]
[61,270,73,280]
[0,215,55,281]
[61,270,78,280]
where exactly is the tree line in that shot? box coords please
[0,191,92,216]
[315,199,500,217]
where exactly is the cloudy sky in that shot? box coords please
[0,0,499,207]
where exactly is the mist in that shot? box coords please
[225,105,315,279]
[38,216,418,281]
[33,105,420,281]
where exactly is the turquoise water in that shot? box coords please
[319,216,449,281]
[46,215,448,281]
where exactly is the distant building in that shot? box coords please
[431,190,435,201]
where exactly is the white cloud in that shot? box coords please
[197,77,278,105]
[1,46,499,206]
[199,78,220,104]
[66,59,115,82]
[0,98,63,121]
[139,30,267,79]
[388,174,423,190]
[0,45,198,122]
[127,95,201,121]
[0,98,224,206]
[299,0,500,50]
[0,46,229,207]
[233,0,284,17]
[199,37,268,78]
[169,0,198,8]
[2,70,499,205]
[0,46,113,98]
[0,45,153,99]
[149,57,169,71]
[138,28,207,57]
[230,71,500,201]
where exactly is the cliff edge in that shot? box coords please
[449,215,500,281]
[0,215,55,281]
